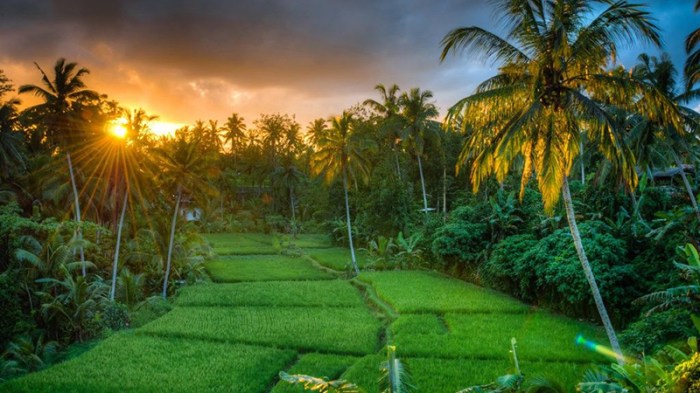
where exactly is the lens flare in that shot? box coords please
[575,335,631,363]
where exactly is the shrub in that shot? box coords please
[620,309,696,355]
[100,301,130,331]
[0,272,29,349]
[130,296,172,328]
[523,221,640,322]
[431,222,488,268]
[481,234,539,301]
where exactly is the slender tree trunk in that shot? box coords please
[289,187,297,239]
[220,189,224,221]
[342,167,360,276]
[443,166,447,221]
[672,152,700,221]
[580,140,585,185]
[66,151,86,276]
[162,187,182,298]
[110,190,128,301]
[394,148,401,180]
[562,178,623,364]
[417,154,428,213]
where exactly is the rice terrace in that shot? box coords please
[1,0,700,392]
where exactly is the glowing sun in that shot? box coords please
[110,118,128,138]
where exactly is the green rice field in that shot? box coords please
[2,233,609,392]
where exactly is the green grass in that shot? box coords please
[206,255,334,282]
[307,248,371,270]
[1,333,296,393]
[271,353,358,393]
[340,355,587,393]
[203,232,277,255]
[359,271,529,313]
[176,281,365,308]
[282,234,332,249]
[390,312,606,362]
[389,314,447,335]
[139,306,382,355]
[408,357,588,393]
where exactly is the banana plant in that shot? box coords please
[363,235,396,268]
[278,371,361,393]
[634,243,700,332]
[395,232,423,268]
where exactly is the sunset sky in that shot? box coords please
[0,0,697,132]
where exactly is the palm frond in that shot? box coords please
[440,26,529,64]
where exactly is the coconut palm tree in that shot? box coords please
[19,58,98,277]
[107,108,157,301]
[257,113,288,167]
[306,118,328,149]
[223,113,246,159]
[0,97,26,180]
[440,0,681,362]
[398,88,439,214]
[364,83,404,178]
[156,133,213,298]
[311,111,371,276]
[272,160,305,234]
[630,53,700,221]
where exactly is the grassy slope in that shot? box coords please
[203,232,277,255]
[139,306,382,354]
[1,333,296,393]
[206,254,334,282]
[306,247,371,270]
[359,270,529,313]
[176,280,365,308]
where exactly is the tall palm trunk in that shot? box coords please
[110,190,128,301]
[162,187,182,298]
[342,166,360,276]
[580,140,585,185]
[443,166,447,221]
[562,178,623,364]
[672,152,700,221]
[393,147,402,179]
[66,151,86,276]
[289,187,297,238]
[417,154,428,213]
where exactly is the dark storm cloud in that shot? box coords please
[0,0,492,89]
[0,0,697,123]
